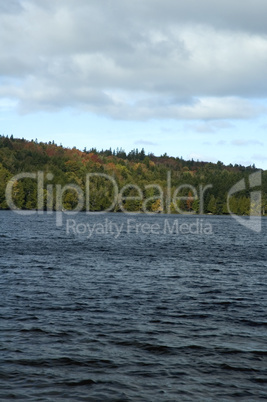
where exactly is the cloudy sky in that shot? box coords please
[0,0,267,167]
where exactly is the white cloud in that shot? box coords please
[0,0,267,121]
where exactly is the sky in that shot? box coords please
[0,0,267,168]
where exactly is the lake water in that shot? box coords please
[0,211,266,401]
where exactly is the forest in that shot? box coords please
[0,135,266,215]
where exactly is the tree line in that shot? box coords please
[0,135,266,215]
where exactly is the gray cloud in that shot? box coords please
[252,154,267,161]
[134,140,158,146]
[132,0,267,34]
[1,0,267,120]
[0,0,23,14]
[186,121,234,133]
[231,139,264,146]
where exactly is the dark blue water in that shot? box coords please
[0,211,266,401]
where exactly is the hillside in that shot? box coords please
[0,135,266,215]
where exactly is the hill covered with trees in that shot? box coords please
[0,135,266,215]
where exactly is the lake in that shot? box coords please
[0,211,266,401]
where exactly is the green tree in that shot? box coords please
[207,195,217,214]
